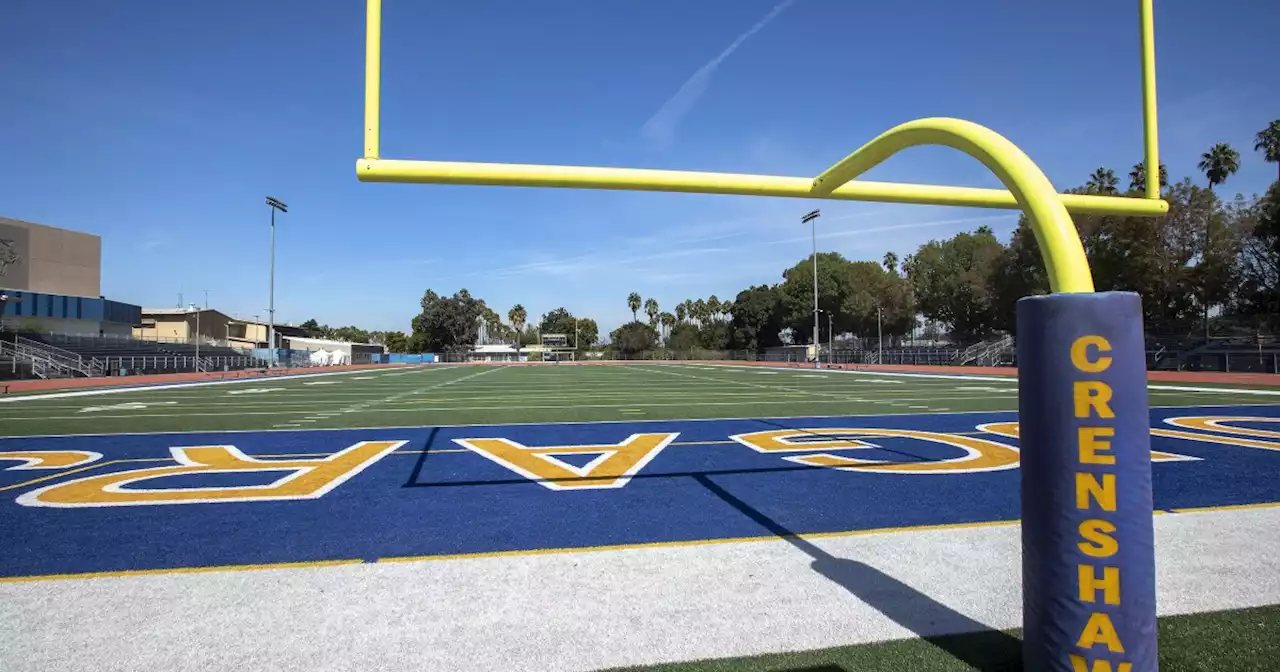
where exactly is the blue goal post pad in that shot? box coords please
[1016,291,1156,672]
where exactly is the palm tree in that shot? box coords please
[1194,143,1241,340]
[675,302,687,323]
[659,312,676,340]
[1127,161,1168,193]
[707,296,721,322]
[508,304,527,354]
[693,298,708,325]
[1085,167,1120,195]
[882,252,899,275]
[1255,120,1280,181]
[644,298,659,327]
[1198,143,1240,191]
[627,292,642,323]
[720,299,734,321]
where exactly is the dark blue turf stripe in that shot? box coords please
[0,405,1276,578]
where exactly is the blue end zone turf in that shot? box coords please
[0,405,1277,579]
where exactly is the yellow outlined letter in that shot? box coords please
[452,433,678,490]
[16,441,404,508]
[731,428,1020,474]
[1,451,102,470]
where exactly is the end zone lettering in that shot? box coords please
[1070,335,1129,667]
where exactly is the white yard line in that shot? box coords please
[279,366,506,426]
[702,363,1280,396]
[0,368,414,404]
[1146,384,1280,397]
[630,364,873,404]
[699,363,1017,383]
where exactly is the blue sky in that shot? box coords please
[3,0,1278,334]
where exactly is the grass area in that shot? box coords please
[0,363,1278,437]
[614,604,1280,671]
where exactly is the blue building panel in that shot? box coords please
[0,290,138,324]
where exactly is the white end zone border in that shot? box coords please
[0,366,441,404]
[690,362,1280,395]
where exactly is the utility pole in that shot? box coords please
[193,303,200,365]
[877,306,884,364]
[827,311,834,366]
[802,209,821,369]
[266,196,288,367]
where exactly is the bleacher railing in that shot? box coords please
[13,336,96,377]
[92,355,269,375]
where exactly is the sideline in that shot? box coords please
[698,363,1280,395]
[0,367,439,404]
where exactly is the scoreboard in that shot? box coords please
[541,334,569,348]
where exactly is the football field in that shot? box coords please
[1,362,1278,435]
[2,363,1279,671]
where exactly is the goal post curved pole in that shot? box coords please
[811,116,1093,294]
[811,116,1157,671]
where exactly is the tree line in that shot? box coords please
[310,121,1280,355]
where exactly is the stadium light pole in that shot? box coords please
[266,196,288,368]
[802,209,821,369]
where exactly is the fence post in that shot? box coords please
[1223,353,1229,373]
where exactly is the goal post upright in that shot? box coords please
[364,0,381,161]
[1140,0,1160,200]
[356,2,1165,668]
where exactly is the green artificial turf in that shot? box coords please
[0,363,1276,437]
[611,604,1280,671]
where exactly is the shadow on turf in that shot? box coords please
[751,418,937,464]
[693,474,1023,672]
[401,417,962,489]
[403,461,833,488]
[402,427,440,488]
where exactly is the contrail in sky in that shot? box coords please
[641,0,797,145]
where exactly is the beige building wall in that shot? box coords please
[226,320,271,348]
[134,317,191,342]
[0,217,101,297]
[134,310,233,342]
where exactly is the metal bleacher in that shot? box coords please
[21,333,266,376]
